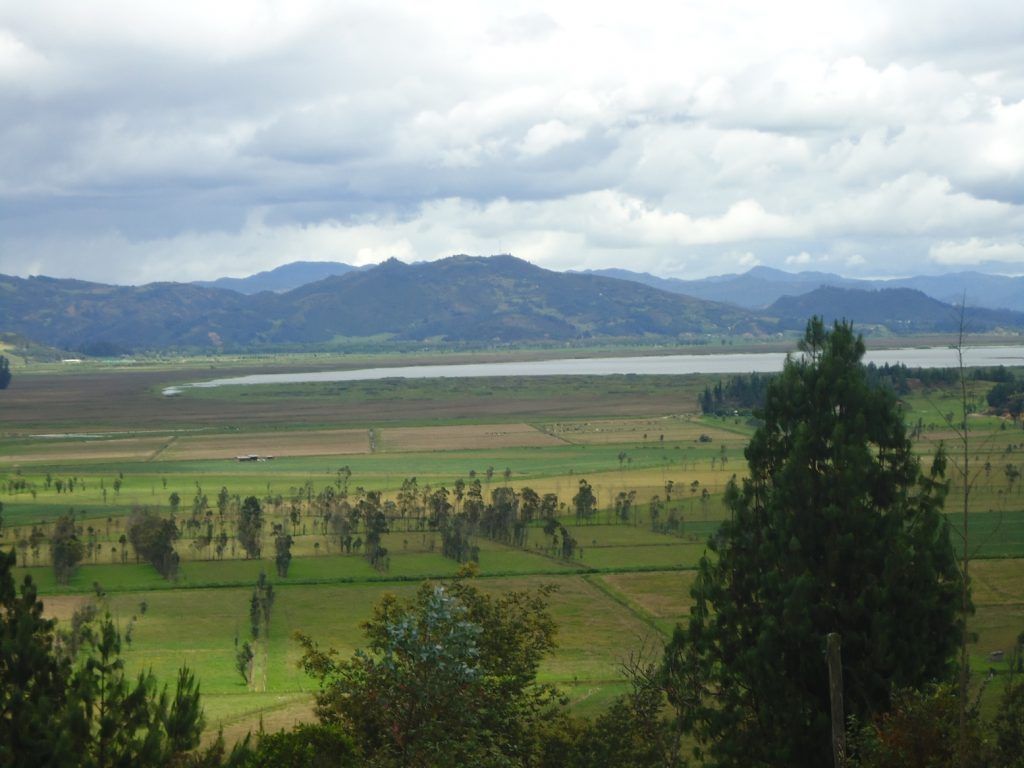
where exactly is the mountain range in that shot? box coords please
[0,256,763,353]
[193,260,360,294]
[2,257,1022,354]
[765,286,1024,333]
[585,266,1024,312]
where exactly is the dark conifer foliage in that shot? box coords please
[664,318,963,768]
[0,550,206,767]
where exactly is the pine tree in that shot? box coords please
[0,551,75,766]
[664,318,963,768]
[0,550,205,766]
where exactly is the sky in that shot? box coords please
[1,0,1023,285]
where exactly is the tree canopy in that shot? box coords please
[664,318,963,768]
[126,509,180,579]
[296,570,559,767]
[51,512,84,586]
[237,496,264,559]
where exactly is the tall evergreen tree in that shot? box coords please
[663,318,963,768]
[0,550,206,766]
[0,551,74,766]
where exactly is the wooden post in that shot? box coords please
[827,632,846,768]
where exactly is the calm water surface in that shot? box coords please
[162,345,1024,396]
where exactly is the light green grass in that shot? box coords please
[576,543,704,570]
[86,572,665,735]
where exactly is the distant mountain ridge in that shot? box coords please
[3,257,1023,354]
[584,266,1024,312]
[0,256,766,353]
[193,260,360,294]
[766,286,1024,333]
[279,255,765,342]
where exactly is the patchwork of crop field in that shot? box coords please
[2,357,1023,740]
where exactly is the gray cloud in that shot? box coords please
[1,0,1023,284]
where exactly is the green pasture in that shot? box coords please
[17,557,1022,737]
[58,572,668,737]
[2,360,1023,740]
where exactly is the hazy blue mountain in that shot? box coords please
[880,272,1024,312]
[194,260,359,294]
[585,266,1024,312]
[584,266,860,308]
[767,286,1024,332]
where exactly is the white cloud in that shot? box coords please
[809,173,1021,236]
[929,238,1024,264]
[2,0,1024,282]
[518,120,585,157]
[0,27,49,86]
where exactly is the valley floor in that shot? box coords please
[3,358,1023,738]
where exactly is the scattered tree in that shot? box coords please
[236,641,255,686]
[249,571,275,639]
[126,509,180,579]
[238,496,264,559]
[50,512,84,586]
[216,486,230,516]
[274,526,293,578]
[360,492,388,571]
[572,479,597,523]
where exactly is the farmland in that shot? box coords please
[2,353,1024,741]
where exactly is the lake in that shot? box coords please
[162,345,1024,395]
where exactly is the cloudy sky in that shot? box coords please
[2,0,1023,284]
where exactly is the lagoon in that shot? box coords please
[162,345,1024,396]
